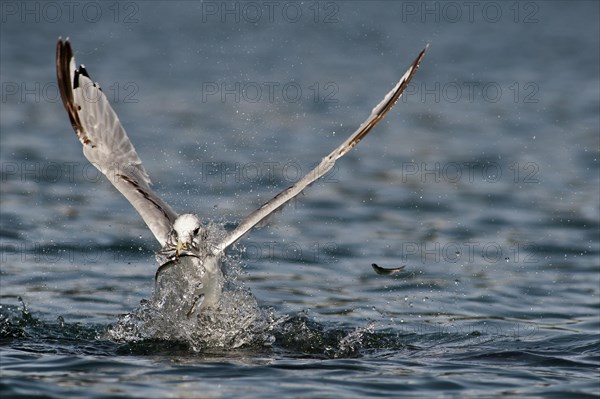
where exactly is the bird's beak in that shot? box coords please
[175,240,183,259]
[175,240,189,259]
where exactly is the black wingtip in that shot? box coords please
[56,36,86,141]
[73,65,91,89]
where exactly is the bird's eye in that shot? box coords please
[193,227,200,236]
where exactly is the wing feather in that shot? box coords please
[56,38,177,247]
[215,45,428,253]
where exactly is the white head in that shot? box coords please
[169,213,203,255]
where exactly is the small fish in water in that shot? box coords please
[371,263,406,275]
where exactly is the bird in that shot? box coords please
[55,38,427,317]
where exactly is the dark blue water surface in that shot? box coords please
[1,2,599,398]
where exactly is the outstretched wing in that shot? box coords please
[56,38,177,247]
[215,45,428,254]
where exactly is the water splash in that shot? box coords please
[271,312,379,358]
[106,254,275,351]
[106,288,274,351]
[0,298,32,339]
[105,259,379,356]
